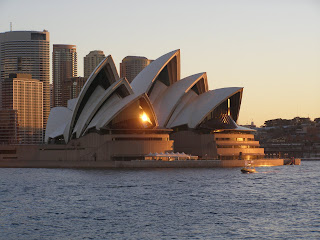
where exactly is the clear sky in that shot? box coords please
[1,0,319,126]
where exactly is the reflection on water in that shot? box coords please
[254,167,281,174]
[0,162,319,239]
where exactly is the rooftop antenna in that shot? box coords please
[10,22,12,31]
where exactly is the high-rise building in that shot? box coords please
[2,73,43,144]
[120,56,152,83]
[0,30,50,130]
[50,83,53,109]
[61,77,87,107]
[52,44,77,107]
[84,50,105,78]
[0,109,18,144]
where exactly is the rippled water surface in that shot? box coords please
[1,162,319,239]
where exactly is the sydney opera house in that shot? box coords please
[41,49,267,165]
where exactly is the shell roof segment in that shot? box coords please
[44,107,72,142]
[45,49,245,143]
[92,93,158,131]
[66,55,119,142]
[168,87,243,128]
[189,87,243,128]
[131,49,181,96]
[72,78,133,138]
[153,72,208,127]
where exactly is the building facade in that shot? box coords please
[61,77,87,107]
[50,83,53,109]
[84,50,105,79]
[0,109,18,144]
[52,44,77,107]
[2,73,43,144]
[120,56,152,82]
[0,30,50,130]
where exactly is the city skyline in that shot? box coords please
[0,0,319,126]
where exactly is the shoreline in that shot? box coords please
[0,158,295,169]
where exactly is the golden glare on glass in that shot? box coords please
[221,114,228,124]
[140,112,152,125]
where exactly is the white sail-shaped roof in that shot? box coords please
[66,55,119,142]
[93,93,157,130]
[45,49,246,144]
[45,107,72,142]
[73,78,133,138]
[167,87,243,128]
[153,72,208,127]
[131,49,181,96]
[67,98,77,111]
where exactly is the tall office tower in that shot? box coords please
[61,77,87,107]
[2,73,43,144]
[52,44,77,107]
[0,109,18,144]
[84,50,105,78]
[120,56,152,83]
[50,83,53,109]
[0,30,50,131]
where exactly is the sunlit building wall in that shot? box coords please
[2,73,43,144]
[84,50,105,79]
[52,44,77,107]
[120,56,152,83]
[0,30,50,130]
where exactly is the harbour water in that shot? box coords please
[1,162,319,239]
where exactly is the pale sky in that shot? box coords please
[1,0,319,126]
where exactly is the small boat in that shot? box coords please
[241,161,256,173]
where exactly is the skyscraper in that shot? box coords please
[0,30,50,130]
[120,56,152,83]
[0,109,18,144]
[2,73,43,144]
[61,77,87,107]
[52,44,77,107]
[84,50,105,78]
[50,83,53,109]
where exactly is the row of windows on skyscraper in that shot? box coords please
[0,30,152,144]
